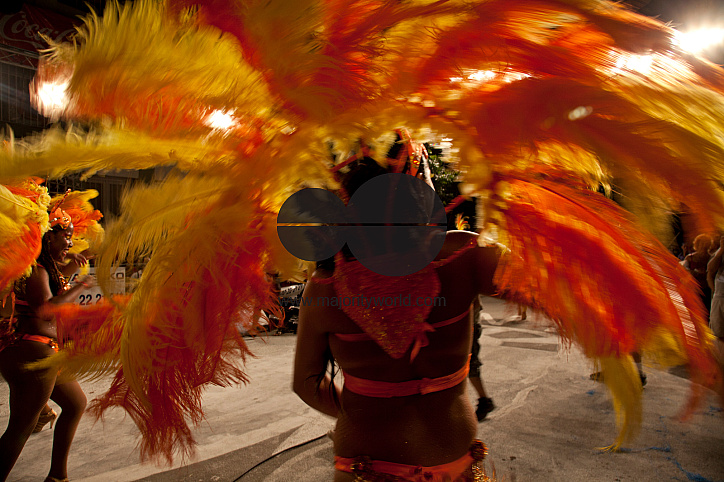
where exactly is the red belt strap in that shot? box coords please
[335,440,487,481]
[20,334,59,352]
[343,355,471,398]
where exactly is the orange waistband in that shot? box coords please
[343,354,470,398]
[20,334,59,352]
[335,440,487,481]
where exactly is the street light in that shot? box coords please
[32,79,69,118]
[673,28,724,55]
[205,109,236,130]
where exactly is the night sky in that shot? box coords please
[630,0,724,26]
[3,1,722,63]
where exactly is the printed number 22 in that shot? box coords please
[79,294,103,305]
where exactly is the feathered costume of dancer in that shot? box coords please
[0,179,51,299]
[0,179,103,295]
[0,179,104,343]
[1,0,724,462]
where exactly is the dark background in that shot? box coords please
[3,1,723,65]
[627,0,724,63]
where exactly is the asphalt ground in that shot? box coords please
[2,297,723,481]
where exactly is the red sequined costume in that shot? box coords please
[335,440,489,482]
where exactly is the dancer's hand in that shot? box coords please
[76,275,96,289]
[66,251,89,267]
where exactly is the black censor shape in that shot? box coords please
[277,174,447,276]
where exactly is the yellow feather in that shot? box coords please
[41,0,275,135]
[595,356,643,451]
[6,0,724,462]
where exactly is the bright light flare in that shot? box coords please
[450,70,529,84]
[205,109,236,130]
[568,106,593,121]
[674,29,724,55]
[614,54,653,75]
[468,70,496,82]
[33,80,69,117]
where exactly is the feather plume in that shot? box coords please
[3,0,724,462]
[493,172,721,448]
[30,297,128,381]
[88,172,285,460]
[38,0,274,138]
[0,181,50,294]
[454,77,724,232]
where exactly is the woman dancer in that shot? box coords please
[1,0,722,465]
[0,207,94,482]
[293,159,500,481]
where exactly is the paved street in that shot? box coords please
[2,297,723,481]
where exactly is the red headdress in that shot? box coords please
[48,190,72,229]
[48,190,104,254]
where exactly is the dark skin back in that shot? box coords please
[293,231,500,480]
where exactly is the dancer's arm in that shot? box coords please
[24,266,93,308]
[293,281,341,418]
[60,251,90,277]
[474,245,502,296]
[681,254,691,269]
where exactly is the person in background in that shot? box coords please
[471,296,495,421]
[456,214,495,421]
[682,234,713,315]
[707,237,724,367]
[710,235,722,257]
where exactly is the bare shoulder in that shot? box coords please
[299,270,334,319]
[436,230,478,260]
[23,264,53,307]
[304,269,333,293]
[300,269,359,333]
[26,264,49,285]
[438,231,500,295]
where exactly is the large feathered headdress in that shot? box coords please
[1,0,723,462]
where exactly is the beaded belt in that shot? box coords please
[20,334,59,352]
